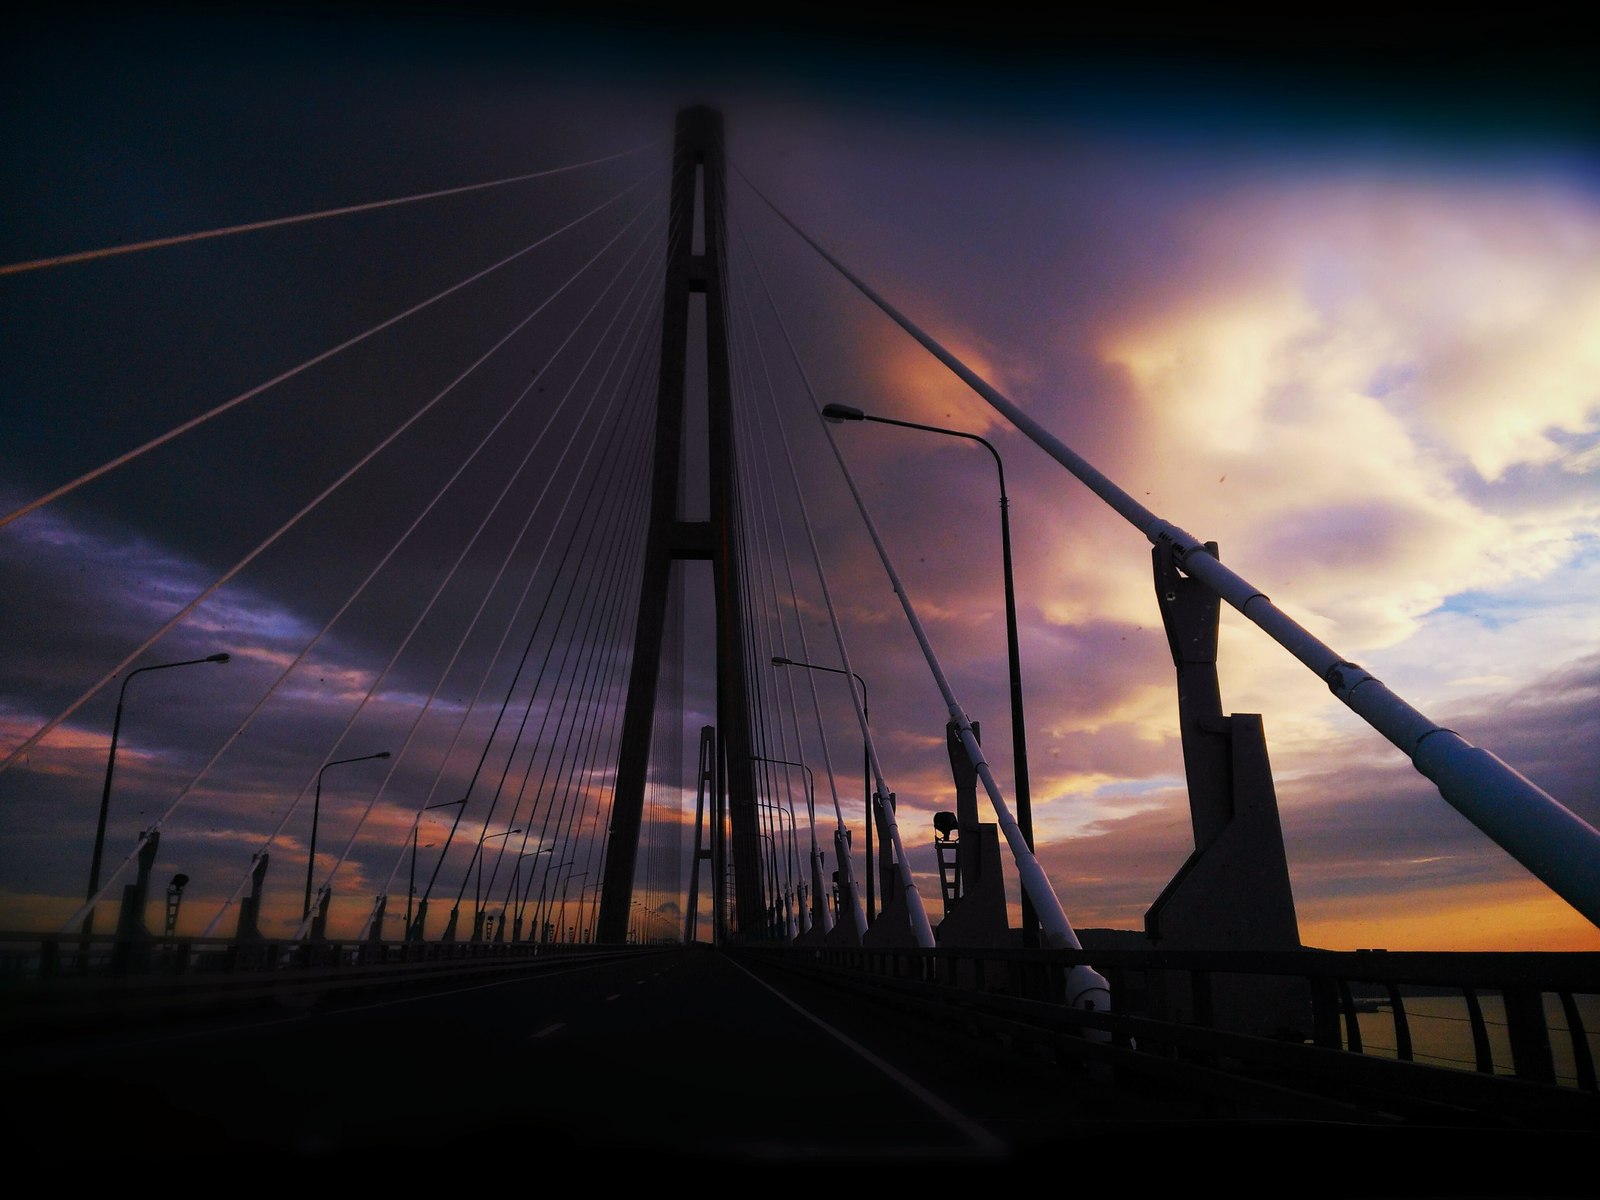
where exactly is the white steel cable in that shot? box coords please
[0,170,657,533]
[456,299,660,928]
[740,408,807,942]
[736,242,935,949]
[735,162,1600,933]
[739,198,1074,952]
[729,285,828,935]
[735,412,811,932]
[304,231,667,935]
[371,295,664,912]
[723,276,881,943]
[727,293,855,933]
[66,210,664,931]
[12,182,660,784]
[94,206,665,937]
[0,140,662,276]
[183,214,668,940]
[411,198,683,911]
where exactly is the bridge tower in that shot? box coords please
[597,108,763,943]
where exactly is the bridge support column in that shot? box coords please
[931,723,1010,987]
[235,852,269,942]
[823,827,864,946]
[308,889,331,942]
[862,792,919,949]
[112,830,160,975]
[599,106,762,943]
[1144,542,1307,1038]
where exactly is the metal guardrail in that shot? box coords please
[0,932,660,1034]
[738,943,1600,1131]
[5,930,1594,1131]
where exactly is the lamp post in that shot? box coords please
[408,797,467,936]
[304,751,390,921]
[578,879,601,942]
[823,402,1039,946]
[473,827,523,941]
[557,870,589,942]
[534,858,574,944]
[510,846,554,941]
[751,754,814,935]
[771,656,878,923]
[86,652,229,938]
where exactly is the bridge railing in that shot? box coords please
[0,930,639,991]
[743,942,1600,1113]
[0,930,671,1046]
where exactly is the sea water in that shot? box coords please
[1350,992,1600,1087]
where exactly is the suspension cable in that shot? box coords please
[307,226,668,933]
[543,480,652,943]
[473,326,657,930]
[130,206,664,936]
[0,140,662,276]
[557,340,662,943]
[742,344,833,933]
[738,242,935,950]
[730,302,812,935]
[187,208,665,936]
[408,201,680,916]
[724,240,886,940]
[11,183,661,784]
[0,171,658,534]
[405,274,662,924]
[735,161,1600,931]
[378,292,663,912]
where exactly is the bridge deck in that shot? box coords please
[6,945,1592,1186]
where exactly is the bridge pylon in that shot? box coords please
[1144,541,1306,1037]
[597,107,763,943]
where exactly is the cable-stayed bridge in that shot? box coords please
[2,105,1597,1176]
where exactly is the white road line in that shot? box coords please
[605,993,621,1002]
[532,1023,565,1039]
[727,957,1007,1156]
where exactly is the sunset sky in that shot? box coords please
[3,9,1595,952]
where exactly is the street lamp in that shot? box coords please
[823,401,1039,945]
[751,754,817,935]
[408,797,467,935]
[304,751,391,921]
[509,846,554,941]
[556,869,589,941]
[533,857,574,943]
[473,826,523,940]
[508,847,553,941]
[86,652,229,938]
[770,655,878,923]
[577,878,601,942]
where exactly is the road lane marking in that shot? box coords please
[606,993,621,1001]
[726,957,1007,1156]
[532,1023,565,1039]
